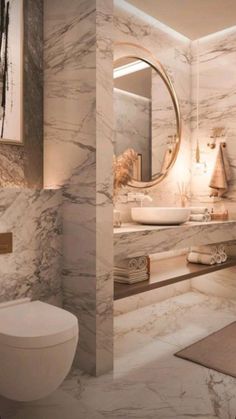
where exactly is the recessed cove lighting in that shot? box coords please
[113,60,149,79]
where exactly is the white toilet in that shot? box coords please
[0,298,79,402]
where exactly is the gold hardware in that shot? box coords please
[0,233,13,254]
[207,141,226,149]
[114,42,182,189]
[207,127,226,149]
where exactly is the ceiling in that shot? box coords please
[127,0,236,40]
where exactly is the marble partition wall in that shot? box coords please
[114,0,192,221]
[0,189,62,305]
[0,0,43,188]
[191,27,236,217]
[44,0,114,375]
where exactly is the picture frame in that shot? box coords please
[0,0,24,145]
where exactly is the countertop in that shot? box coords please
[114,221,236,260]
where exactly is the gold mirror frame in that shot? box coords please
[114,42,182,189]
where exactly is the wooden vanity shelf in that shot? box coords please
[114,255,236,300]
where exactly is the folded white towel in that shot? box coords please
[114,266,147,275]
[137,256,148,270]
[220,252,227,263]
[187,252,216,265]
[189,214,211,222]
[114,273,149,284]
[218,244,226,255]
[190,245,228,264]
[191,245,218,256]
[114,269,147,279]
[115,256,148,272]
[215,253,223,264]
[189,207,209,214]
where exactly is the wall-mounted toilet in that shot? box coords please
[0,298,79,402]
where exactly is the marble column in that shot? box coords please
[44,0,114,375]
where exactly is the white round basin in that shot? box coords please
[131,207,191,225]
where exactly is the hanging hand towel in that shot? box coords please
[209,143,231,197]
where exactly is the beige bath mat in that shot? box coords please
[175,322,236,378]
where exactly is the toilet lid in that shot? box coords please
[0,301,79,349]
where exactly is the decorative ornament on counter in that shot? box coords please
[113,148,138,198]
[210,208,229,221]
[113,148,138,228]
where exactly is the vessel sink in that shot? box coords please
[131,207,191,225]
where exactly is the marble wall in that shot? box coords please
[188,27,236,300]
[44,0,114,376]
[191,27,236,217]
[114,0,192,221]
[0,1,61,307]
[0,189,62,305]
[0,0,43,188]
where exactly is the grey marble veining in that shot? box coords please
[0,188,62,305]
[44,0,114,375]
[114,221,236,260]
[191,27,236,218]
[0,145,25,187]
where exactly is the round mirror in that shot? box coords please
[113,43,182,188]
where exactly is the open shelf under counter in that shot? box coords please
[114,255,236,300]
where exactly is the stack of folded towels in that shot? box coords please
[114,256,150,284]
[187,244,228,266]
[189,207,211,222]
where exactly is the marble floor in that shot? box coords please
[1,291,236,419]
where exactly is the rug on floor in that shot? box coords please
[175,321,236,378]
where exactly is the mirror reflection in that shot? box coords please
[113,57,179,184]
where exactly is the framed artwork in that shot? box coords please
[0,0,23,144]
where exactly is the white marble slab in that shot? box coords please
[114,221,236,260]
